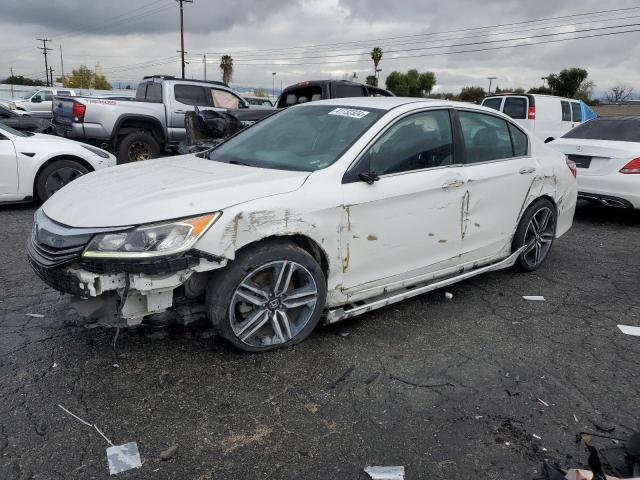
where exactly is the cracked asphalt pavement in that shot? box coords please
[0,201,639,479]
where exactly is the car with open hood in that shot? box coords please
[28,97,577,352]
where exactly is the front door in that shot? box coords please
[340,109,467,291]
[0,134,18,198]
[456,109,538,260]
[168,84,213,141]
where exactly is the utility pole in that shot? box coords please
[9,67,14,98]
[49,66,54,86]
[37,38,52,87]
[203,54,207,80]
[176,0,193,79]
[272,72,276,97]
[59,44,65,78]
[487,76,496,95]
[541,76,549,87]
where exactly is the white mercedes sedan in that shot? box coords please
[551,116,640,209]
[0,123,116,203]
[28,98,577,352]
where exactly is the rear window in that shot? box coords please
[503,97,527,119]
[482,98,502,111]
[561,101,571,121]
[571,102,582,122]
[335,84,365,98]
[57,90,71,96]
[277,86,323,107]
[562,118,640,142]
[135,82,162,102]
[174,85,210,106]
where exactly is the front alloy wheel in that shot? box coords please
[230,261,318,348]
[206,241,327,352]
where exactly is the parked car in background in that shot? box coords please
[275,80,393,108]
[29,98,576,352]
[481,94,595,143]
[8,88,77,113]
[243,95,275,108]
[0,122,115,203]
[0,105,52,133]
[550,116,640,209]
[52,76,269,163]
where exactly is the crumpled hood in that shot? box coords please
[43,155,310,228]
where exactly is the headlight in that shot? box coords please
[81,144,111,159]
[82,212,221,258]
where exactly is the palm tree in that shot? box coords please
[219,55,234,84]
[371,47,383,80]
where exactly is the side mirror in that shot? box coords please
[32,95,42,103]
[358,171,380,185]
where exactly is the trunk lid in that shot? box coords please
[550,138,640,176]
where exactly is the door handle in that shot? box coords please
[441,179,465,189]
[174,110,186,114]
[519,167,536,174]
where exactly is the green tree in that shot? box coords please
[385,69,437,97]
[458,86,486,104]
[546,68,588,98]
[219,55,234,84]
[527,86,554,95]
[61,65,112,89]
[365,75,378,87]
[0,75,45,86]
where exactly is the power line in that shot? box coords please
[201,5,640,57]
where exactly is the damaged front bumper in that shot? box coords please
[28,237,224,327]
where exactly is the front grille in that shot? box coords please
[28,234,85,267]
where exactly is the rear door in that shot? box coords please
[168,84,213,141]
[455,109,538,260]
[502,96,530,130]
[560,100,573,135]
[0,131,18,197]
[33,89,53,112]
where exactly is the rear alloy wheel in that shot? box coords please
[513,199,557,271]
[117,131,160,163]
[206,241,327,352]
[35,159,89,201]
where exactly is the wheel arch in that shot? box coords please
[112,114,166,144]
[32,155,94,201]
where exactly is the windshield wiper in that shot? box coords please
[228,160,254,167]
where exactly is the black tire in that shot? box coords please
[206,240,327,353]
[512,198,557,272]
[35,159,89,202]
[116,131,160,163]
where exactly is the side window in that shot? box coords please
[508,123,528,157]
[368,110,453,175]
[57,90,71,96]
[335,85,365,98]
[571,102,582,122]
[174,84,210,106]
[503,97,527,119]
[561,101,571,121]
[458,110,513,163]
[146,83,162,102]
[211,89,240,109]
[482,97,502,111]
[39,90,53,101]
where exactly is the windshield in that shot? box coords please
[562,117,640,142]
[0,122,29,137]
[20,89,38,100]
[207,105,384,171]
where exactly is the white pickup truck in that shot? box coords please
[52,76,269,162]
[9,88,77,113]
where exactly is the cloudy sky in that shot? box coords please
[1,0,639,97]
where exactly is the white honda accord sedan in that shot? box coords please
[28,98,577,352]
[0,122,116,203]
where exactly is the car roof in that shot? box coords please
[296,96,481,111]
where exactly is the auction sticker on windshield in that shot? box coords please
[328,108,370,119]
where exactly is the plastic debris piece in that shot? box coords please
[574,414,579,423]
[617,325,640,337]
[538,398,550,407]
[364,466,405,480]
[25,313,44,318]
[533,434,542,440]
[523,295,545,301]
[444,292,453,300]
[160,444,178,461]
[52,363,58,368]
[107,442,142,475]
[338,331,351,337]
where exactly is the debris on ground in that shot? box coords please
[160,444,178,461]
[523,295,546,301]
[337,331,351,337]
[444,292,454,300]
[389,373,454,389]
[25,313,44,318]
[329,365,355,389]
[617,325,640,337]
[57,404,141,475]
[364,465,405,479]
[538,398,550,407]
